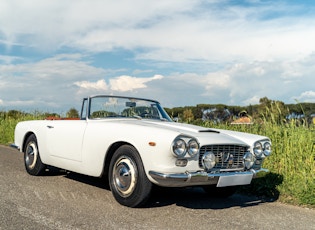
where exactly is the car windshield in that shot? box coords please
[88,96,172,121]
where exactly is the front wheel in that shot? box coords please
[24,134,46,176]
[109,145,152,207]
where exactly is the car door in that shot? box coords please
[46,120,87,162]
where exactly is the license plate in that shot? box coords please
[217,174,253,187]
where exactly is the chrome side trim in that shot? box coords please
[149,168,269,187]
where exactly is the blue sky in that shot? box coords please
[1,0,315,113]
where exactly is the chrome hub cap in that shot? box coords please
[113,157,137,197]
[25,142,37,169]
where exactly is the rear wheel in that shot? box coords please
[109,145,152,207]
[202,185,238,198]
[24,134,46,176]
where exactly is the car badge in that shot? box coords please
[220,152,234,167]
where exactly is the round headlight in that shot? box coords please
[202,152,216,170]
[244,152,255,169]
[172,138,187,157]
[253,141,263,157]
[263,142,271,156]
[187,139,199,157]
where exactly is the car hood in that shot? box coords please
[112,119,269,146]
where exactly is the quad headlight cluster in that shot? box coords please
[253,140,272,158]
[244,140,272,169]
[172,136,200,158]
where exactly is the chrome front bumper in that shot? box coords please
[149,168,269,187]
[10,144,20,150]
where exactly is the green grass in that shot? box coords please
[1,111,314,208]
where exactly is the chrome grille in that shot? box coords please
[199,145,248,171]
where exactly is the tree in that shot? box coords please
[258,97,286,124]
[183,109,194,123]
[66,108,79,118]
[7,110,24,119]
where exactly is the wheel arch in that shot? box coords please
[102,141,137,179]
[22,132,36,152]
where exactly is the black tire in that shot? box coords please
[202,185,238,198]
[109,145,152,207]
[24,134,46,176]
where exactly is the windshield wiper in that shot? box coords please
[132,115,142,120]
[160,118,168,121]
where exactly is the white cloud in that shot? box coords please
[73,75,164,100]
[1,1,315,63]
[293,91,315,103]
[0,0,198,52]
[161,56,314,106]
[74,79,108,91]
[0,53,106,81]
[203,73,231,91]
[243,96,261,105]
[0,55,21,64]
[29,54,105,80]
[0,79,7,89]
[109,75,163,92]
[0,99,3,105]
[0,54,108,110]
[4,100,36,107]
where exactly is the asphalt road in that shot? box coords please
[1,145,315,230]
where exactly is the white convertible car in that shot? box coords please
[13,95,271,207]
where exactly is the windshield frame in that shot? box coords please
[86,95,172,121]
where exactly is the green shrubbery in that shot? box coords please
[0,108,314,208]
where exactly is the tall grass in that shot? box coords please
[197,112,314,207]
[0,111,47,145]
[262,122,314,206]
